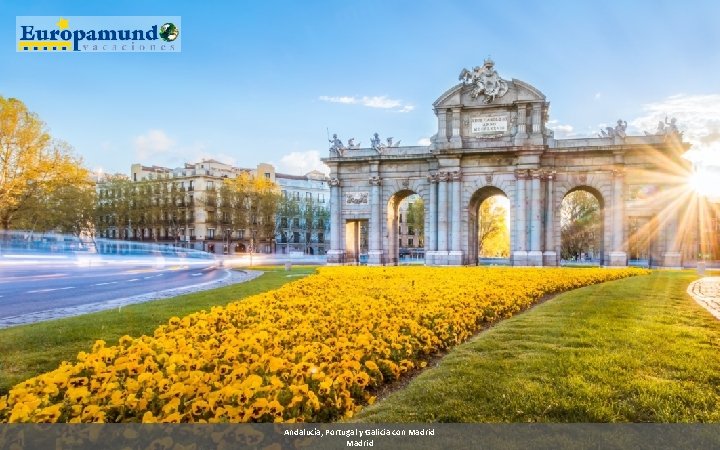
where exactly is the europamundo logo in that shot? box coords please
[16,16,181,52]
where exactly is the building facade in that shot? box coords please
[97,160,330,255]
[323,60,695,267]
[275,171,331,256]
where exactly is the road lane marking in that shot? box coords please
[127,279,140,282]
[191,273,202,277]
[27,286,76,293]
[93,281,118,286]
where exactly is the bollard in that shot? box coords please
[698,261,706,275]
[285,262,292,271]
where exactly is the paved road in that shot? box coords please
[0,263,226,320]
[688,277,720,320]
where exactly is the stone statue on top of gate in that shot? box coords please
[459,58,509,104]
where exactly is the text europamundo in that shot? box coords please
[16,16,181,53]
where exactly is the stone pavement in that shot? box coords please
[687,277,720,320]
[0,269,262,329]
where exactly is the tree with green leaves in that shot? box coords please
[404,197,425,247]
[560,190,602,260]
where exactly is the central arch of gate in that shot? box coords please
[323,61,691,267]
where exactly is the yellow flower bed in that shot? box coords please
[0,266,647,423]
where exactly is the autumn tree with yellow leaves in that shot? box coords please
[217,173,280,251]
[478,196,510,258]
[0,97,93,233]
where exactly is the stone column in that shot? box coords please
[662,212,681,267]
[513,170,528,265]
[327,177,344,264]
[437,172,449,254]
[543,171,557,266]
[450,107,462,147]
[436,110,448,146]
[528,170,543,266]
[368,176,383,266]
[516,104,527,135]
[609,166,627,266]
[426,173,438,253]
[531,103,542,134]
[449,170,463,265]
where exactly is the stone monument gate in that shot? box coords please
[323,60,692,267]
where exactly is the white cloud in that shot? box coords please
[548,123,576,138]
[274,150,329,176]
[417,137,431,146]
[319,95,413,113]
[318,95,357,104]
[133,129,175,160]
[630,94,720,165]
[594,92,602,100]
[133,130,230,168]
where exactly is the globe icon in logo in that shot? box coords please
[159,23,179,42]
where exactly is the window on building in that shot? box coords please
[189,228,195,238]
[306,192,312,200]
[409,238,414,247]
[281,217,288,228]
[208,228,215,239]
[318,193,325,203]
[293,232,300,243]
[399,213,403,223]
[265,172,271,179]
[306,232,311,243]
[399,238,402,247]
[238,229,245,239]
[408,226,414,235]
[293,217,300,227]
[293,191,300,201]
[318,219,324,228]
[318,232,324,243]
[207,181,214,190]
[188,181,194,191]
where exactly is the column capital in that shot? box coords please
[427,173,439,183]
[328,177,341,187]
[515,169,530,180]
[542,170,557,181]
[437,171,451,182]
[369,176,382,186]
[530,169,543,179]
[612,168,626,177]
[450,170,462,181]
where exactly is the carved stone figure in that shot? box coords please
[371,132,383,153]
[645,121,666,136]
[614,119,627,138]
[347,138,361,149]
[665,117,680,135]
[329,133,346,155]
[459,58,509,104]
[599,120,626,139]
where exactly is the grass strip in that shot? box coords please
[355,271,720,422]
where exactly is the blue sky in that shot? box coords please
[1,0,719,175]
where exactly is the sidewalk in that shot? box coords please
[687,277,720,320]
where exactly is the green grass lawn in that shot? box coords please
[355,270,720,422]
[0,266,316,395]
